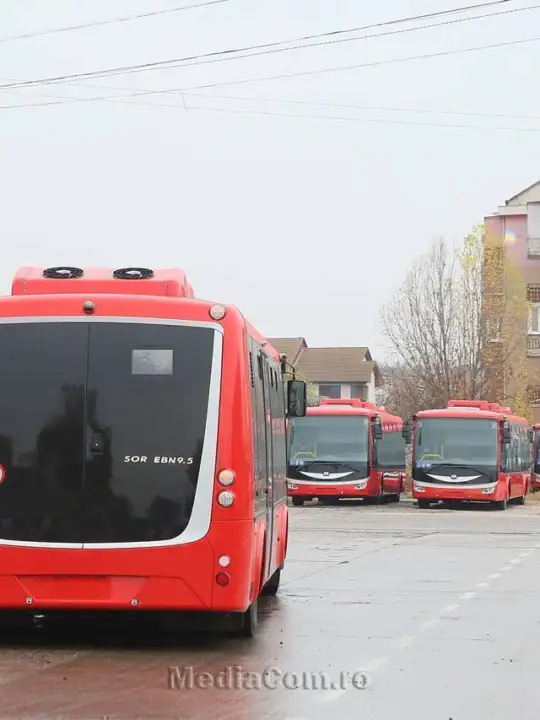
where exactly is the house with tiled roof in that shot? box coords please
[267,337,382,403]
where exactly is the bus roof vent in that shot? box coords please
[11,267,196,298]
[113,267,154,280]
[447,399,491,410]
[42,266,84,279]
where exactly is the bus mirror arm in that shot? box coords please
[501,420,511,444]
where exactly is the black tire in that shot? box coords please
[417,499,431,509]
[238,598,258,638]
[516,493,525,506]
[261,567,281,596]
[292,497,304,507]
[390,493,400,503]
[493,497,507,511]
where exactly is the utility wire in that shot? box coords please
[3,84,540,133]
[0,0,523,90]
[81,99,540,133]
[1,33,538,109]
[0,0,235,43]
[7,83,540,124]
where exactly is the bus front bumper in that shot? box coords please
[412,481,502,502]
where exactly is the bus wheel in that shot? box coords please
[417,499,431,509]
[238,598,258,638]
[390,493,400,503]
[292,497,304,507]
[492,497,507,511]
[261,567,281,596]
[516,493,525,506]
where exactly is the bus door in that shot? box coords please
[260,354,274,579]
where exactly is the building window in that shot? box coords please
[350,383,366,400]
[318,383,341,399]
[527,385,540,407]
[529,303,540,334]
[528,202,540,238]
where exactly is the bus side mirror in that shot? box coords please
[372,417,383,440]
[402,420,412,445]
[529,429,534,443]
[287,380,306,417]
[501,421,511,444]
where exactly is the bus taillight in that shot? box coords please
[218,469,235,486]
[217,491,235,507]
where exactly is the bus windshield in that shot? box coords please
[414,418,498,467]
[288,415,369,464]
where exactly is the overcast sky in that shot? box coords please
[1,0,539,359]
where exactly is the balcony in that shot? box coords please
[527,335,540,356]
[527,237,540,257]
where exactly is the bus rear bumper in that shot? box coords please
[0,523,257,613]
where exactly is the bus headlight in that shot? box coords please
[414,484,426,492]
[287,482,297,489]
[355,481,368,489]
[482,486,495,494]
[217,491,235,507]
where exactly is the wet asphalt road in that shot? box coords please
[1,498,540,719]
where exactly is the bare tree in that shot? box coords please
[380,225,530,419]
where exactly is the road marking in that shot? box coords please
[441,603,460,614]
[476,582,489,588]
[489,572,502,580]
[459,592,476,600]
[422,618,442,629]
[501,565,513,572]
[395,635,416,649]
[519,551,532,558]
[510,558,522,565]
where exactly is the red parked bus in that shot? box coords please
[411,399,531,510]
[531,423,540,491]
[0,266,306,637]
[286,399,409,505]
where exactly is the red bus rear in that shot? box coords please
[0,266,306,637]
[532,424,540,491]
[286,399,409,505]
[411,399,531,510]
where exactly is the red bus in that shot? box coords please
[286,399,409,505]
[0,266,306,637]
[411,399,531,510]
[532,423,540,491]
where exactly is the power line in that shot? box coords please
[0,0,235,44]
[159,33,540,93]
[76,98,540,132]
[7,83,540,124]
[179,93,540,122]
[0,0,525,90]
[4,84,540,133]
[1,32,537,110]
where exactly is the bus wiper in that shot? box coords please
[427,463,488,477]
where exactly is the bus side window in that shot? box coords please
[251,341,267,499]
